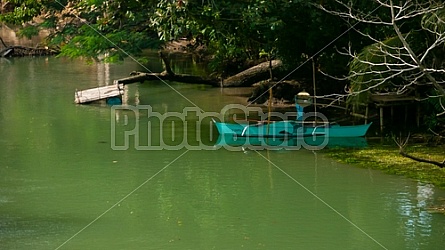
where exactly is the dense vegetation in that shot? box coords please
[1,0,445,131]
[0,1,367,75]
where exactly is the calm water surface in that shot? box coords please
[1,57,445,250]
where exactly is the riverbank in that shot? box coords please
[327,141,445,189]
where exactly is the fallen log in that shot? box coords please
[76,52,288,105]
[0,45,58,57]
[116,71,220,86]
[0,37,58,57]
[222,60,283,87]
[114,51,220,86]
[113,49,285,87]
[118,59,283,87]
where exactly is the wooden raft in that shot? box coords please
[74,83,124,104]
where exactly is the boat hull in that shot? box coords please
[213,121,372,138]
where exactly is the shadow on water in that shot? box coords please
[214,134,369,151]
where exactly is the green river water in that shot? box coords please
[1,56,445,250]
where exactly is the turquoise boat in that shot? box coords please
[213,120,372,138]
[213,91,372,138]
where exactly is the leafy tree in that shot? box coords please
[1,0,161,62]
[149,0,359,79]
[151,0,278,74]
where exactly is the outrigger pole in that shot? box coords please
[312,58,317,124]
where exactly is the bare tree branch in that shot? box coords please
[316,0,445,114]
[394,133,445,168]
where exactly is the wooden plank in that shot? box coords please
[350,112,367,119]
[74,84,124,104]
[370,94,416,103]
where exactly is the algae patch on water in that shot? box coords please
[327,144,445,189]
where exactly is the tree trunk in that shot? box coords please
[222,60,283,87]
[159,51,174,76]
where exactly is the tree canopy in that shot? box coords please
[1,0,161,62]
[0,0,358,76]
[2,0,445,127]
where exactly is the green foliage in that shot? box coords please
[0,0,43,24]
[58,24,159,61]
[4,0,435,88]
[0,0,359,76]
[151,0,353,77]
[343,1,445,119]
[421,8,445,71]
[151,0,188,41]
[346,29,434,112]
[423,93,445,130]
[16,25,39,39]
[422,8,445,34]
[347,36,407,104]
[1,0,161,62]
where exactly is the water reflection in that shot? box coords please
[395,182,435,248]
[97,63,111,86]
[214,134,368,151]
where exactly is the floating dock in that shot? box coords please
[74,83,124,104]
